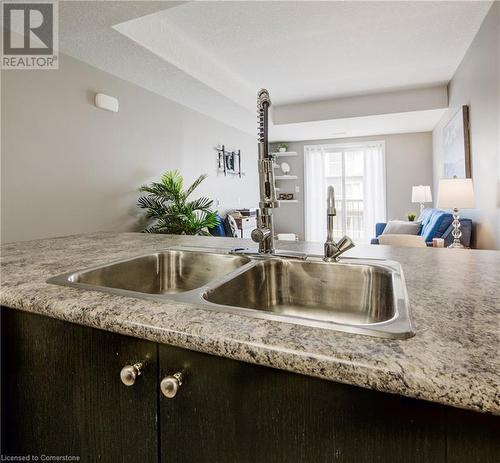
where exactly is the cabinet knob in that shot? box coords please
[120,363,143,386]
[160,372,183,399]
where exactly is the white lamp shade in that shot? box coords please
[411,185,432,203]
[437,178,475,209]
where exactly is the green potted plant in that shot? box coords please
[138,170,218,235]
[277,143,288,153]
[407,212,417,222]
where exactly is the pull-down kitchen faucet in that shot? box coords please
[324,186,355,261]
[251,89,279,254]
[231,89,304,259]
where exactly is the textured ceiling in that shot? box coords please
[115,1,492,106]
[58,1,255,134]
[58,1,492,139]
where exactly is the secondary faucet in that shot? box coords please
[324,186,355,262]
[251,89,279,254]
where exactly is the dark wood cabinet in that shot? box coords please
[2,307,499,463]
[159,344,447,463]
[1,308,158,462]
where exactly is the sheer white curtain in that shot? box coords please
[363,144,386,242]
[304,145,327,242]
[304,142,386,244]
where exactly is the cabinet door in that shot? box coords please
[159,344,445,463]
[1,307,158,463]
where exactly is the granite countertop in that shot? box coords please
[1,232,499,414]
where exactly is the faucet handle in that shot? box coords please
[324,236,355,262]
[336,236,355,255]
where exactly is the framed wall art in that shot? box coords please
[442,105,471,178]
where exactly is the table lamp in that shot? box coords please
[436,178,475,248]
[411,185,432,214]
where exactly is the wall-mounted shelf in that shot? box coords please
[275,175,298,180]
[271,151,298,157]
[279,200,298,204]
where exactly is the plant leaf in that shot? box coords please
[188,196,213,212]
[185,174,208,199]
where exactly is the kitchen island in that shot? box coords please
[1,232,499,462]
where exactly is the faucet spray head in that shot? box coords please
[257,89,271,109]
[257,89,271,147]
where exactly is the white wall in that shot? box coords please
[432,2,500,250]
[1,53,258,243]
[271,132,433,241]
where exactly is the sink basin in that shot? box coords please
[203,258,414,339]
[48,248,413,339]
[48,250,251,295]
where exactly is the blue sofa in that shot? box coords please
[371,208,473,247]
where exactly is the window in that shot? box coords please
[304,142,386,244]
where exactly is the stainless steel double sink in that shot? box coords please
[48,247,414,339]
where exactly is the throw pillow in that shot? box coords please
[223,214,239,238]
[382,220,421,235]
